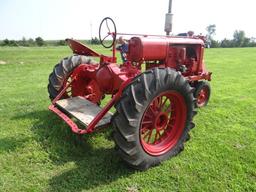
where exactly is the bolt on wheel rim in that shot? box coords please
[140,91,187,156]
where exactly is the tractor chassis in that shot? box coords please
[48,26,212,135]
[49,68,211,135]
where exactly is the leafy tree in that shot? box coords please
[20,37,28,46]
[233,30,245,47]
[220,38,234,48]
[35,37,45,46]
[248,37,256,47]
[91,37,100,45]
[205,24,216,48]
[8,40,18,46]
[28,38,35,46]
[3,39,10,46]
[206,24,216,40]
[242,37,250,47]
[210,39,220,48]
[56,40,66,46]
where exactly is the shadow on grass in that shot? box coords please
[13,109,134,191]
[0,136,29,153]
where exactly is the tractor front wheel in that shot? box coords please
[112,68,197,170]
[47,55,95,100]
[194,81,211,108]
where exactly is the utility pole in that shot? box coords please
[90,22,93,44]
[165,0,173,35]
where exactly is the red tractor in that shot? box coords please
[48,17,212,170]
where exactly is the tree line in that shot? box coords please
[0,37,101,47]
[206,25,256,48]
[1,28,256,48]
[1,37,46,47]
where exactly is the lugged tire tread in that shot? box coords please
[47,55,93,100]
[112,67,197,170]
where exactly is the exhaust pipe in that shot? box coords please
[165,0,173,35]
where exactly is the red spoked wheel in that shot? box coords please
[140,91,187,156]
[47,55,101,103]
[194,81,211,108]
[112,68,196,170]
[62,66,102,104]
[61,71,76,99]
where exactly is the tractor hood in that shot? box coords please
[128,36,204,62]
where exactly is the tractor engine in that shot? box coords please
[128,36,205,74]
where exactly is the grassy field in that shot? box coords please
[0,46,255,192]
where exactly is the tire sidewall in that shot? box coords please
[135,83,192,164]
[119,68,194,167]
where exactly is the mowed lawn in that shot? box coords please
[0,46,255,192]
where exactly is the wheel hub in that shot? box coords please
[154,112,168,131]
[197,88,208,106]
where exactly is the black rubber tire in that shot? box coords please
[47,55,94,100]
[112,68,197,170]
[194,81,211,108]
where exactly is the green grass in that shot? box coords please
[0,46,256,192]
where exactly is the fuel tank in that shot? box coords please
[128,36,204,62]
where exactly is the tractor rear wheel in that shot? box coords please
[47,55,95,100]
[112,68,197,170]
[194,81,211,108]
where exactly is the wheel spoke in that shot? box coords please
[148,105,157,117]
[143,129,153,143]
[142,129,149,139]
[144,112,154,120]
[160,97,168,111]
[147,129,154,143]
[165,104,172,113]
[102,34,111,41]
[105,20,110,33]
[165,101,175,114]
[141,123,152,132]
[157,96,162,109]
[142,120,153,125]
[153,130,161,144]
[154,98,161,111]
[141,125,149,133]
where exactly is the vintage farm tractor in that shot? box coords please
[48,17,212,170]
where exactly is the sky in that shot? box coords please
[0,0,255,40]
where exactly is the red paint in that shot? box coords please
[49,104,81,134]
[50,78,133,134]
[66,39,101,57]
[197,87,209,107]
[140,91,187,156]
[50,30,212,135]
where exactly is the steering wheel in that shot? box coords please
[99,17,117,48]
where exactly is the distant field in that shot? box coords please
[0,46,255,192]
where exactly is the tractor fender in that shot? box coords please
[66,38,101,57]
